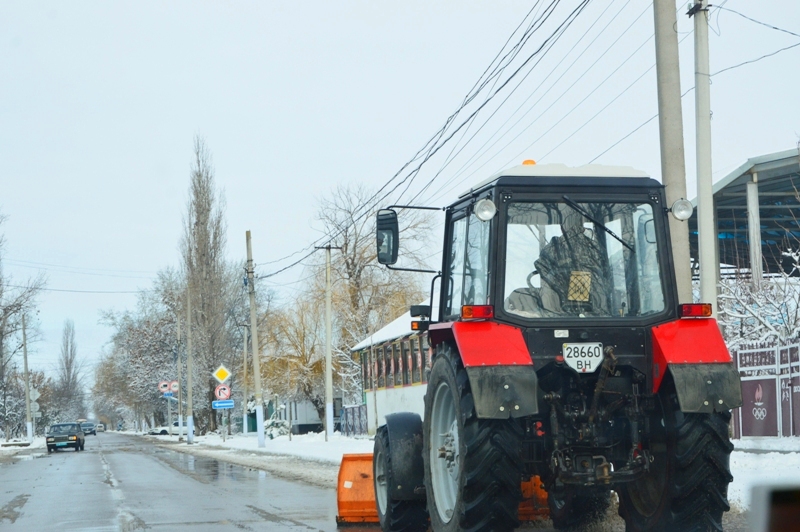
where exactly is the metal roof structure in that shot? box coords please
[689,148,800,275]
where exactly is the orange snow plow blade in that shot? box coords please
[519,475,550,520]
[336,454,379,526]
[335,455,549,526]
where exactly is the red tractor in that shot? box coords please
[357,162,742,532]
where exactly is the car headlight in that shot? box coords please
[47,437,54,442]
[68,436,76,441]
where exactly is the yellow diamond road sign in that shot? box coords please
[213,365,231,383]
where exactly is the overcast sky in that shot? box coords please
[1,1,798,381]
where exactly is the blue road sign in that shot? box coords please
[163,392,174,397]
[212,399,234,410]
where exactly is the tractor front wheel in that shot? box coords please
[423,345,523,532]
[373,426,428,532]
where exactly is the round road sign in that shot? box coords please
[170,380,179,393]
[158,381,170,393]
[214,384,231,400]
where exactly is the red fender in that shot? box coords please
[651,318,731,393]
[428,321,532,367]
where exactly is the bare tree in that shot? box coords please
[313,184,430,403]
[54,320,86,420]
[0,212,44,438]
[180,137,237,432]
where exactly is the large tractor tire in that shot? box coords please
[548,487,610,530]
[617,378,733,532]
[423,345,523,532]
[374,426,428,532]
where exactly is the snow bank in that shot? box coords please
[729,449,800,510]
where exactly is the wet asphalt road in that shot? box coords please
[0,431,358,531]
[0,432,749,531]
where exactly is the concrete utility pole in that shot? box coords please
[246,231,266,448]
[691,0,717,315]
[241,325,249,435]
[315,244,341,441]
[325,246,334,441]
[186,286,194,444]
[177,319,184,440]
[22,315,32,443]
[654,0,692,303]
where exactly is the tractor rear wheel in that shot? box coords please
[374,426,428,532]
[423,345,523,532]
[617,379,733,531]
[548,487,610,530]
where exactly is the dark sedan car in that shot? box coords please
[46,423,86,452]
[81,422,96,436]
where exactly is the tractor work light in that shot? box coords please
[461,305,494,320]
[671,198,694,221]
[474,198,497,221]
[679,303,712,318]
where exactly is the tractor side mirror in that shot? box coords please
[410,305,431,318]
[644,219,656,244]
[376,209,399,265]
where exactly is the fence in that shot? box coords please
[732,340,800,438]
[341,404,368,437]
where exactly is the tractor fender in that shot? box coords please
[651,318,743,412]
[669,363,743,413]
[429,321,539,419]
[383,412,425,500]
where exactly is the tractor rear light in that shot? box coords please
[461,305,494,320]
[679,303,712,318]
[411,320,429,332]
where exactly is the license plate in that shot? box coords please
[562,342,603,373]
[56,442,67,446]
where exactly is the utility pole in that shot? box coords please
[177,318,184,440]
[690,0,717,316]
[241,325,249,435]
[316,245,341,441]
[186,285,194,444]
[654,0,692,303]
[246,231,266,448]
[22,315,32,443]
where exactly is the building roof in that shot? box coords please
[689,148,800,274]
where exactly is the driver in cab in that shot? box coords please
[534,209,612,317]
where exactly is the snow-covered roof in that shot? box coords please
[351,302,429,351]
[460,163,650,198]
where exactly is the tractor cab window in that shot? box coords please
[503,201,664,319]
[445,211,491,317]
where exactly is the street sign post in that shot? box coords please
[212,399,234,410]
[29,389,40,402]
[170,380,179,393]
[158,381,170,393]
[163,391,174,398]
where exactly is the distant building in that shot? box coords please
[688,148,800,279]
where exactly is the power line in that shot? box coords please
[259,2,592,279]
[715,6,800,39]
[7,284,144,294]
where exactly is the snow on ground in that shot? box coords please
[146,431,373,489]
[0,436,46,452]
[143,430,800,512]
[729,437,800,510]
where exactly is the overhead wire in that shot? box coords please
[259,1,594,279]
[588,6,800,162]
[421,0,651,205]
